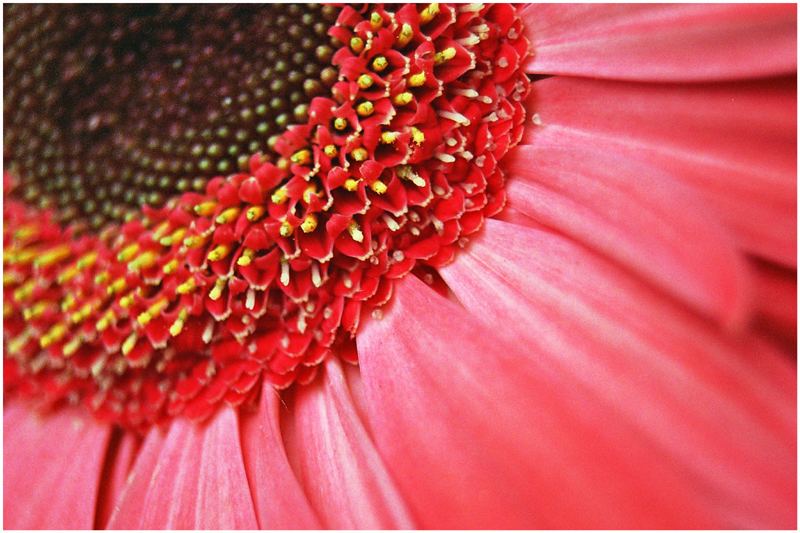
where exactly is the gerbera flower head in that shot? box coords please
[3,2,796,530]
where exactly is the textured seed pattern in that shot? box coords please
[3,4,338,229]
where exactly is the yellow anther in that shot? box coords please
[357,74,374,89]
[169,309,189,337]
[117,243,140,262]
[207,244,231,262]
[380,131,399,144]
[13,280,36,302]
[193,200,217,217]
[40,323,67,348]
[279,219,294,237]
[71,302,94,324]
[3,271,21,286]
[23,301,51,321]
[271,186,289,205]
[351,147,368,162]
[107,277,127,295]
[10,247,38,265]
[246,206,265,222]
[34,245,71,268]
[208,278,226,301]
[303,186,319,204]
[393,92,413,106]
[333,117,349,131]
[119,292,136,309]
[151,221,171,242]
[398,165,427,187]
[237,248,255,267]
[323,144,338,157]
[420,3,440,24]
[370,11,383,29]
[160,227,186,247]
[300,214,318,233]
[8,331,31,352]
[291,149,312,165]
[96,309,115,332]
[77,251,98,269]
[121,332,138,356]
[13,225,38,243]
[434,47,457,65]
[216,207,240,225]
[370,180,388,194]
[344,178,360,192]
[62,293,77,312]
[62,336,82,357]
[163,259,179,275]
[94,271,109,285]
[397,23,414,47]
[57,265,79,284]
[408,72,426,87]
[411,126,426,144]
[371,56,388,72]
[347,220,365,243]
[350,36,364,53]
[176,277,197,295]
[137,298,168,326]
[183,234,208,249]
[129,251,157,272]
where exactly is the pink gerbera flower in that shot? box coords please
[3,3,796,529]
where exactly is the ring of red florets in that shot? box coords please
[3,3,530,431]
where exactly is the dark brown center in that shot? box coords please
[3,4,338,229]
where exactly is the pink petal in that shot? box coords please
[505,131,750,326]
[521,4,796,81]
[750,258,797,345]
[108,407,258,529]
[357,274,725,528]
[4,402,111,529]
[96,431,140,528]
[239,384,322,529]
[518,76,796,267]
[282,358,416,529]
[438,219,796,527]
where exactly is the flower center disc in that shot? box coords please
[3,3,530,431]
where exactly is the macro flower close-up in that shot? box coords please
[2,2,797,530]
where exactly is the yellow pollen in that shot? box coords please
[434,47,457,65]
[70,301,94,324]
[303,186,319,204]
[34,244,71,268]
[137,298,168,326]
[370,11,383,29]
[420,3,440,24]
[94,272,109,285]
[347,221,365,243]
[183,234,208,249]
[108,277,127,295]
[121,332,138,356]
[411,127,426,145]
[237,248,255,266]
[207,244,231,262]
[271,186,289,204]
[61,293,77,312]
[96,309,115,332]
[323,144,338,157]
[117,243,140,262]
[13,280,36,302]
[246,206,265,222]
[301,214,318,233]
[216,207,241,224]
[77,251,98,269]
[370,180,388,194]
[393,92,413,105]
[23,300,51,320]
[13,225,38,243]
[352,147,368,162]
[193,200,217,217]
[62,336,82,357]
[350,36,364,53]
[372,56,388,72]
[291,149,312,165]
[128,251,157,272]
[160,228,187,247]
[357,74,374,89]
[409,72,426,87]
[344,178,360,191]
[119,292,136,309]
[208,278,226,301]
[356,101,374,117]
[176,277,197,295]
[40,323,67,348]
[279,219,294,237]
[397,23,414,47]
[151,221,171,242]
[170,309,189,337]
[162,258,179,274]
[57,265,79,284]
[333,117,349,131]
[3,271,21,286]
[380,131,399,144]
